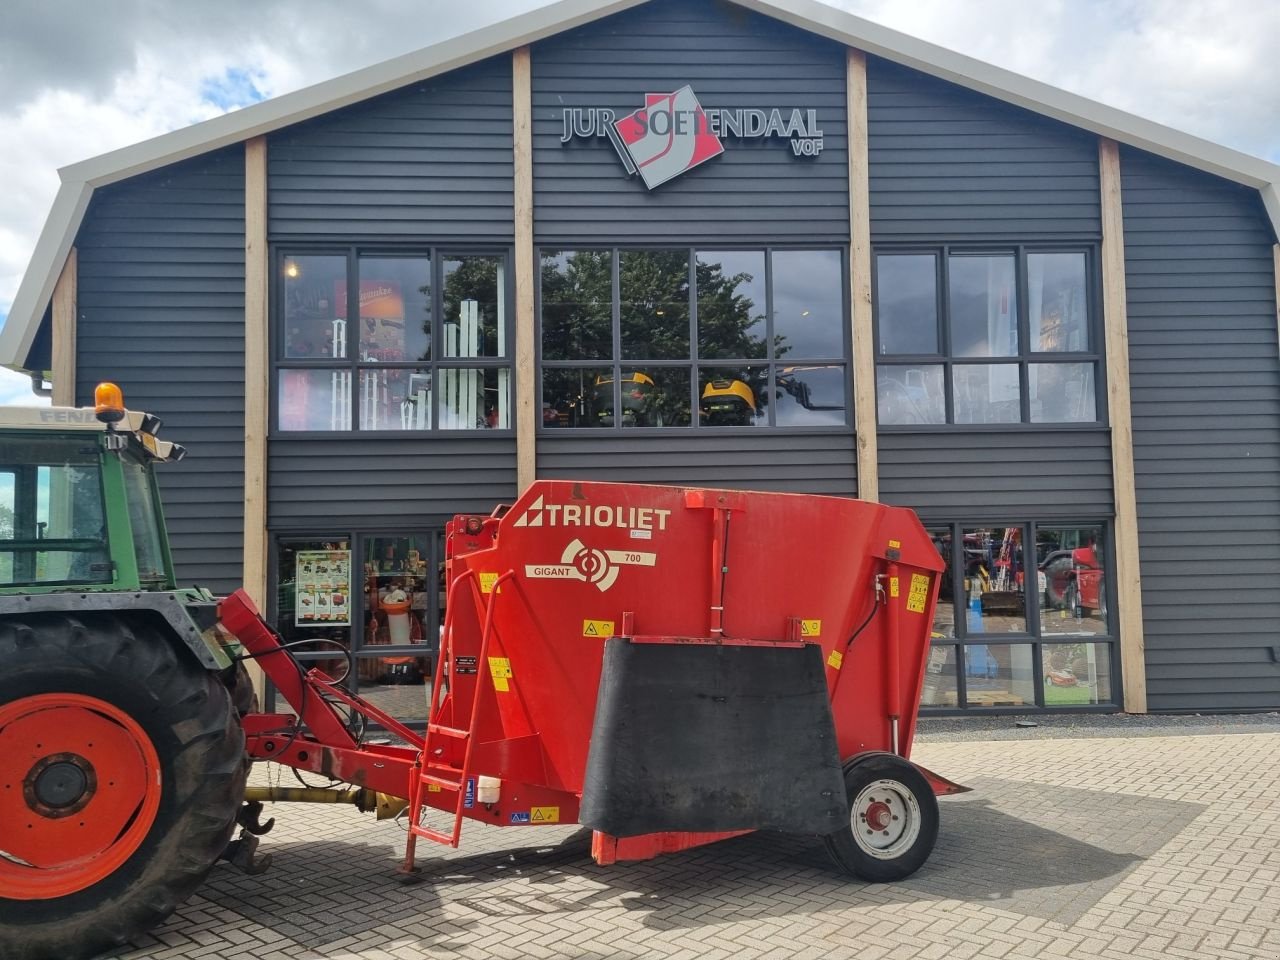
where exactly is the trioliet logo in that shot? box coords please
[562,85,824,189]
[512,494,672,532]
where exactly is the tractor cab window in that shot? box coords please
[121,457,169,585]
[0,438,110,587]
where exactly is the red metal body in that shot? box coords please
[219,480,953,869]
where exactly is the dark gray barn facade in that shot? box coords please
[6,0,1279,717]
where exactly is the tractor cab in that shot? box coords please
[0,384,186,594]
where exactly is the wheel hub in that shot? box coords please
[851,778,922,860]
[26,753,96,817]
[864,799,892,831]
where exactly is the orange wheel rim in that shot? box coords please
[0,693,162,900]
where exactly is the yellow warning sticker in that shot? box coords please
[427,784,442,793]
[827,650,844,670]
[799,619,822,638]
[582,619,615,638]
[888,539,901,549]
[530,806,560,823]
[488,656,512,692]
[889,577,900,598]
[906,573,931,614]
[479,572,500,594]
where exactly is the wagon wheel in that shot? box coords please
[823,753,939,882]
[0,614,247,960]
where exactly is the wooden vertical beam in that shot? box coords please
[847,48,878,502]
[513,46,537,492]
[1099,138,1147,714]
[243,136,269,623]
[51,247,78,407]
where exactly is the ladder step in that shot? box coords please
[428,724,471,740]
[421,772,463,790]
[410,824,459,847]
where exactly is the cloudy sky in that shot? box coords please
[2,0,1278,407]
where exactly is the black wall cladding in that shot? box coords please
[532,0,849,244]
[76,147,247,594]
[268,56,514,241]
[1121,146,1280,711]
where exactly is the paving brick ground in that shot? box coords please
[112,718,1280,960]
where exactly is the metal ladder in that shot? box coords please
[403,569,512,868]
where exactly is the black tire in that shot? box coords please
[226,660,260,716]
[0,613,248,960]
[823,753,939,883]
[1064,580,1081,619]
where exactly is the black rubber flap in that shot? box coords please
[580,639,848,838]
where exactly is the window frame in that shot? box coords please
[872,243,1107,431]
[919,517,1120,714]
[271,245,515,437]
[536,243,853,434]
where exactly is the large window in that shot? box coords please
[874,248,1100,426]
[920,521,1116,711]
[540,247,849,429]
[275,249,512,433]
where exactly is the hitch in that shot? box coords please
[221,829,272,875]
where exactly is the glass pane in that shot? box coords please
[439,367,510,430]
[772,250,844,359]
[1030,362,1096,423]
[542,367,612,429]
[0,441,109,587]
[283,254,348,359]
[275,538,353,654]
[927,527,956,639]
[356,658,432,721]
[774,365,847,427]
[618,367,691,428]
[876,254,938,355]
[359,368,432,431]
[953,363,1020,424]
[1038,526,1108,636]
[620,250,690,360]
[696,250,767,359]
[698,367,767,426]
[877,365,944,425]
[278,369,352,431]
[1029,252,1089,352]
[948,254,1018,357]
[356,256,431,362]
[443,255,506,359]
[1043,642,1113,705]
[964,644,1035,707]
[121,459,167,583]
[962,526,1026,634]
[541,250,613,361]
[362,536,432,651]
[920,646,960,708]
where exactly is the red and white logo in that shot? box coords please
[613,86,724,190]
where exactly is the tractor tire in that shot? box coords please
[823,753,939,883]
[0,613,248,960]
[226,660,260,716]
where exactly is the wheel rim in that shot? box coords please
[0,693,162,900]
[851,777,921,860]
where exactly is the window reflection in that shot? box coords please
[961,526,1026,634]
[1043,642,1112,705]
[621,250,690,360]
[541,250,613,361]
[699,367,767,426]
[1030,363,1095,423]
[920,645,960,708]
[1038,526,1107,636]
[283,255,348,359]
[1029,253,1088,352]
[953,363,1020,424]
[965,644,1035,707]
[279,369,352,431]
[439,368,509,430]
[877,365,944,425]
[542,366,612,428]
[357,257,431,362]
[927,527,955,639]
[876,254,938,355]
[775,365,847,426]
[772,250,844,359]
[948,254,1018,357]
[443,255,505,358]
[617,368,690,428]
[697,250,767,359]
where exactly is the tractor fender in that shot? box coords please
[841,750,972,797]
[0,591,230,671]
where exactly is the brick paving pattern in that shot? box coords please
[112,722,1280,959]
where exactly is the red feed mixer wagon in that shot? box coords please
[221,479,965,879]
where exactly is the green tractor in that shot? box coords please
[0,384,250,960]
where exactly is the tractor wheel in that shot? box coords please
[226,660,260,716]
[0,614,248,960]
[823,753,939,883]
